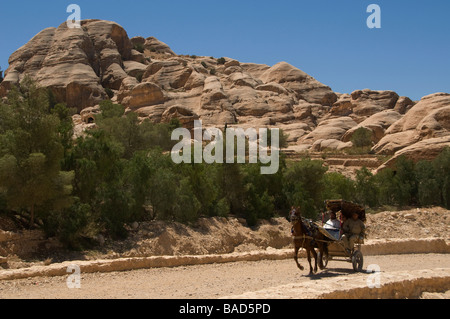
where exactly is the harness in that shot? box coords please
[291,216,331,244]
[291,216,317,245]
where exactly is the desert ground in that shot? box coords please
[0,207,449,299]
[0,254,448,299]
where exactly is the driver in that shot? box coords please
[324,211,341,240]
[341,212,365,252]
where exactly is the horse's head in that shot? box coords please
[290,206,302,223]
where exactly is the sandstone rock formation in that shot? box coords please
[373,93,450,155]
[376,135,450,172]
[350,89,399,118]
[1,19,448,171]
[0,20,141,111]
[342,110,403,143]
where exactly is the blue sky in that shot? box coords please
[0,0,449,100]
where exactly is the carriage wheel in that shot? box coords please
[318,251,329,269]
[352,250,363,272]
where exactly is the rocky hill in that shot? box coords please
[1,19,449,170]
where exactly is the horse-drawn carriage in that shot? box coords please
[291,200,366,274]
[318,200,366,272]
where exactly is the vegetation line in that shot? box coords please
[1,78,449,250]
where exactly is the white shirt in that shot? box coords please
[324,219,340,230]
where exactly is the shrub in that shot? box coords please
[133,43,145,53]
[392,156,417,206]
[322,172,355,202]
[217,57,226,65]
[351,127,373,148]
[0,77,74,227]
[432,147,450,208]
[354,167,378,207]
[415,160,441,206]
[283,159,328,218]
[50,200,96,250]
[373,168,398,205]
[105,87,114,99]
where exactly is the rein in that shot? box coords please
[291,218,310,246]
[291,218,330,244]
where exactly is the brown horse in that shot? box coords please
[291,210,329,275]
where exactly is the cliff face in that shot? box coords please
[1,20,449,163]
[0,20,133,112]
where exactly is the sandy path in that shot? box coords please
[0,254,448,299]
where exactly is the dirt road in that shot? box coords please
[0,253,448,299]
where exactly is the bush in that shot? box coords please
[433,147,450,208]
[351,127,373,148]
[0,77,73,227]
[172,178,201,223]
[133,43,145,53]
[354,167,378,207]
[392,156,417,206]
[46,200,96,250]
[322,172,355,202]
[414,147,450,208]
[105,88,114,99]
[241,163,281,224]
[415,160,441,206]
[283,159,327,218]
[217,57,226,65]
[373,168,398,205]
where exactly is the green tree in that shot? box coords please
[181,163,220,217]
[354,167,378,207]
[125,150,156,221]
[44,199,95,250]
[0,77,74,227]
[51,103,75,170]
[392,156,417,206]
[95,100,175,158]
[415,160,441,206]
[322,172,355,202]
[430,147,450,208]
[72,129,131,238]
[218,162,246,217]
[172,177,201,223]
[282,159,328,218]
[373,168,398,205]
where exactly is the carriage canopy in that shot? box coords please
[325,200,366,222]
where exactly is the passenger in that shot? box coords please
[341,212,365,252]
[324,211,341,240]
